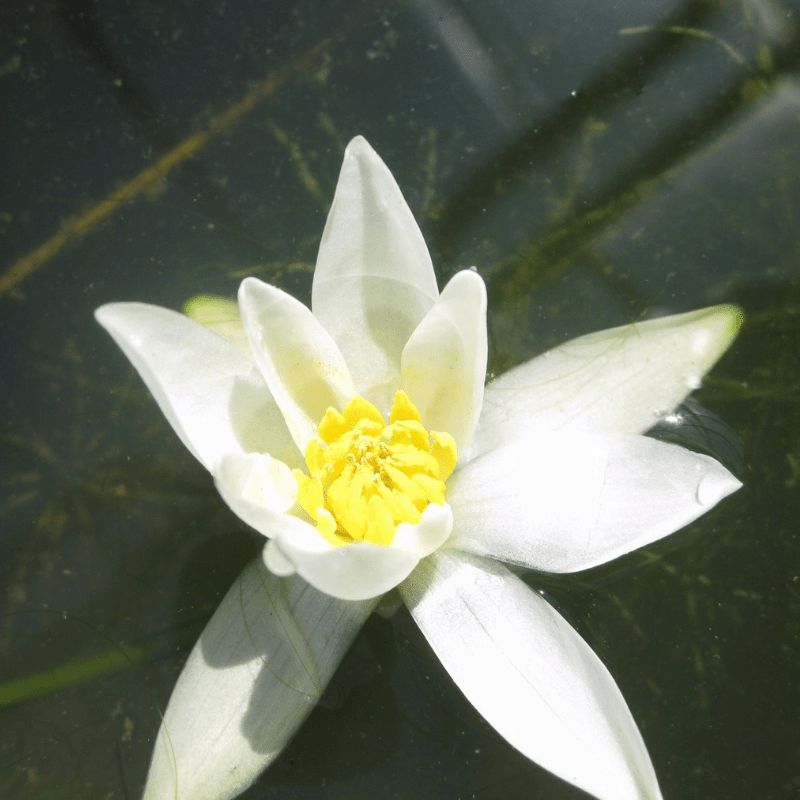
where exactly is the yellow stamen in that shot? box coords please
[431,431,457,481]
[293,390,457,546]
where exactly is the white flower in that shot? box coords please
[96,137,743,800]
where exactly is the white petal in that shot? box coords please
[312,136,439,409]
[400,550,663,800]
[448,431,741,573]
[401,269,488,455]
[214,452,301,537]
[391,502,453,558]
[238,278,357,453]
[267,503,453,601]
[142,558,376,800]
[268,536,415,602]
[263,538,297,576]
[95,303,296,472]
[469,305,743,459]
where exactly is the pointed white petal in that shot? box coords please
[401,270,488,454]
[400,550,663,800]
[95,303,296,472]
[448,432,741,573]
[469,305,743,459]
[238,278,357,453]
[312,136,439,409]
[142,558,376,800]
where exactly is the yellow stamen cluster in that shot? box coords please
[294,391,457,547]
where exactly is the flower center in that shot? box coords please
[293,390,457,546]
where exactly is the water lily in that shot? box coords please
[96,137,742,800]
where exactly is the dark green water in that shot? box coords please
[1,0,799,797]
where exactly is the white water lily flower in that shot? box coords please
[96,137,743,800]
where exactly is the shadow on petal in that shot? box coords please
[227,376,303,469]
[143,559,376,800]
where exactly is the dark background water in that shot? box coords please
[1,0,799,797]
